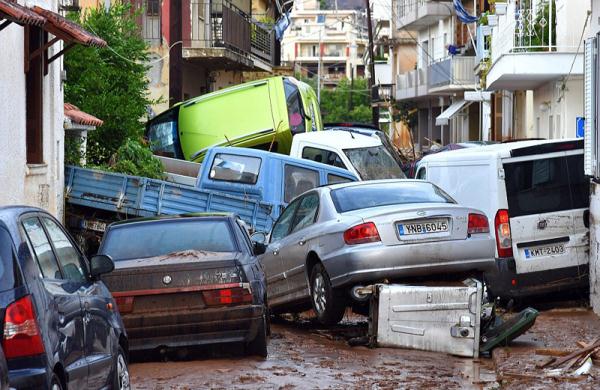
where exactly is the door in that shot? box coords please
[22,216,88,389]
[502,152,589,274]
[282,193,320,301]
[41,216,115,388]
[261,199,301,307]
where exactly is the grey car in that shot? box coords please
[259,180,496,325]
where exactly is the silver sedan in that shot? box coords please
[258,180,496,325]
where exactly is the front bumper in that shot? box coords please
[323,237,496,288]
[124,304,265,351]
[485,259,589,299]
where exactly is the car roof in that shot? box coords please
[0,205,46,221]
[293,130,381,149]
[320,179,424,192]
[108,212,234,228]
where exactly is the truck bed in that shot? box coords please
[65,166,274,233]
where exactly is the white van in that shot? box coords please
[416,139,589,300]
[290,130,406,180]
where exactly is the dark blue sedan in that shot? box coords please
[0,206,129,389]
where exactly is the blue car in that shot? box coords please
[0,206,129,390]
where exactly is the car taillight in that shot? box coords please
[202,286,253,306]
[343,222,381,245]
[468,213,489,234]
[114,296,134,314]
[494,209,513,258]
[2,295,45,359]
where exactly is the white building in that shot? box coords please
[0,0,105,218]
[281,0,368,83]
[394,0,480,151]
[485,0,590,141]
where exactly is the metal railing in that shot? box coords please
[250,22,273,64]
[428,56,477,89]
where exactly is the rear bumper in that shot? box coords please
[8,367,47,390]
[124,304,265,351]
[485,258,589,299]
[323,237,495,288]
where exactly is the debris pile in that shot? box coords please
[536,338,600,377]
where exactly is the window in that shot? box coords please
[23,218,61,279]
[302,147,346,169]
[549,115,554,139]
[146,0,160,16]
[209,154,261,184]
[343,145,405,180]
[416,167,426,180]
[101,219,238,261]
[327,173,353,184]
[503,154,589,218]
[283,79,306,135]
[42,218,87,283]
[284,165,319,203]
[0,228,19,293]
[146,106,182,158]
[331,182,454,213]
[291,193,319,233]
[26,26,44,164]
[270,200,300,242]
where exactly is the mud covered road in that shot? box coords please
[130,309,600,389]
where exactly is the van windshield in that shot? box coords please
[344,145,406,180]
[503,154,588,218]
[146,106,183,159]
[283,79,306,135]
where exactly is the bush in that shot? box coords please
[106,139,164,179]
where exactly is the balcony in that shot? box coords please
[182,1,274,70]
[395,68,428,100]
[428,56,478,93]
[486,1,583,90]
[396,0,454,30]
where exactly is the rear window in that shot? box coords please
[331,182,454,213]
[0,227,19,293]
[504,154,589,218]
[209,154,261,184]
[101,219,238,261]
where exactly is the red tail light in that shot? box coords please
[202,286,253,306]
[344,222,381,245]
[494,209,513,258]
[114,296,134,314]
[468,213,489,234]
[2,295,45,359]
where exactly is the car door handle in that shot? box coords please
[299,239,306,246]
[272,248,279,256]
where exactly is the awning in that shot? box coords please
[64,103,103,128]
[0,0,45,31]
[32,6,106,47]
[436,100,473,126]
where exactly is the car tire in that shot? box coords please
[246,312,269,358]
[50,374,63,390]
[113,346,131,390]
[310,263,346,325]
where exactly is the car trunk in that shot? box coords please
[345,203,473,246]
[502,152,589,274]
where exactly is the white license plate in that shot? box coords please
[83,220,107,232]
[397,219,449,236]
[524,244,565,259]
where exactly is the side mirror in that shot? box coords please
[250,232,267,256]
[253,242,267,256]
[90,254,115,279]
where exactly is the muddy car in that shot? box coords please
[98,213,269,357]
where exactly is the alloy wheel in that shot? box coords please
[117,353,131,390]
[312,273,327,315]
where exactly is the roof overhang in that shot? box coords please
[486,52,583,91]
[436,100,473,126]
[0,0,45,31]
[32,6,106,48]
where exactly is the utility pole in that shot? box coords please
[169,0,183,107]
[365,0,379,127]
[317,26,323,103]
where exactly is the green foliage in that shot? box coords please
[312,77,373,123]
[64,2,157,167]
[90,139,164,179]
[65,137,84,166]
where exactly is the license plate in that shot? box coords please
[83,220,107,232]
[397,219,449,236]
[524,244,565,259]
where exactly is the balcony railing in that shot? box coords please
[395,67,428,99]
[396,0,453,29]
[428,56,477,89]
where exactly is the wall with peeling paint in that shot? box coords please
[590,182,600,315]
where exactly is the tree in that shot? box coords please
[65,2,156,167]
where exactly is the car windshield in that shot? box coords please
[0,227,18,293]
[331,182,455,213]
[101,219,237,261]
[344,145,406,180]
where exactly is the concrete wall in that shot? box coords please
[0,0,64,219]
[531,77,583,139]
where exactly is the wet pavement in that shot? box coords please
[130,309,600,389]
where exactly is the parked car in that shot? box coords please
[0,346,7,390]
[0,206,128,390]
[146,76,322,162]
[415,139,589,300]
[98,213,269,357]
[258,180,496,325]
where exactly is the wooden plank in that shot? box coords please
[535,349,570,357]
[548,340,600,368]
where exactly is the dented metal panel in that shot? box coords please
[371,279,482,358]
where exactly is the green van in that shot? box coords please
[146,76,322,162]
